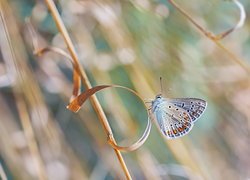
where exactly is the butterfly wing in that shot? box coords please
[153,101,193,139]
[166,98,207,123]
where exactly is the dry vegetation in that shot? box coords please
[0,0,249,179]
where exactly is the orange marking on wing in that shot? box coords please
[184,115,189,121]
[192,112,197,116]
[170,130,173,134]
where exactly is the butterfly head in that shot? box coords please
[155,94,162,99]
[151,94,164,112]
[153,94,163,104]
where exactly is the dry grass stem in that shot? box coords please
[168,0,250,73]
[1,0,249,179]
[0,163,7,180]
[0,3,47,179]
[44,0,132,178]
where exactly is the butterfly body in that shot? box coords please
[151,95,207,139]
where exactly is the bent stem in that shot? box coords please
[168,0,250,73]
[67,85,152,152]
[168,0,216,39]
[168,0,245,40]
[43,0,132,179]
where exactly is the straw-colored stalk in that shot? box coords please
[168,0,250,73]
[0,2,47,179]
[0,163,7,180]
[43,0,132,179]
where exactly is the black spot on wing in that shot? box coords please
[166,98,207,122]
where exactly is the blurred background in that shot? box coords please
[0,0,249,179]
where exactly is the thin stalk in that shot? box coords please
[168,0,250,73]
[0,163,7,180]
[43,0,132,179]
[15,96,47,180]
[213,40,250,73]
[168,0,211,38]
[0,2,47,180]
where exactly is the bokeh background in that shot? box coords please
[0,0,249,179]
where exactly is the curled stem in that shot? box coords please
[43,0,132,179]
[67,85,152,152]
[26,19,81,100]
[168,0,246,40]
[168,0,250,73]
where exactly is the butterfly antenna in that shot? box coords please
[160,77,163,95]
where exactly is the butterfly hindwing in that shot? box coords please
[165,98,207,122]
[153,101,193,139]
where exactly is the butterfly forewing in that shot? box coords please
[165,98,207,122]
[153,101,193,139]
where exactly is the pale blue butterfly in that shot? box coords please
[149,79,207,139]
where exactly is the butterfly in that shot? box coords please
[149,94,207,139]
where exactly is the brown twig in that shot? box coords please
[43,0,132,179]
[67,85,152,152]
[168,0,245,40]
[168,0,250,73]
